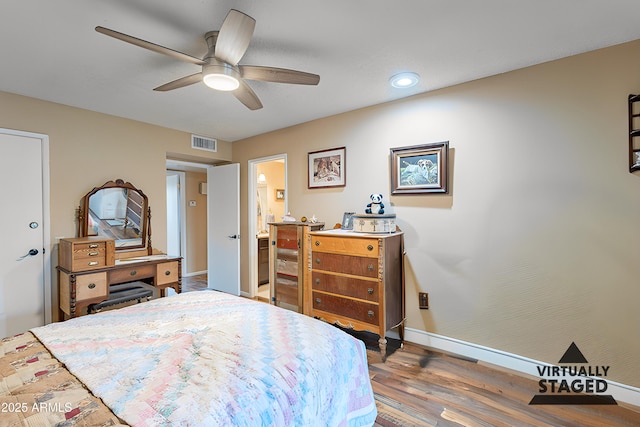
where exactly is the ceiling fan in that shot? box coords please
[95,9,320,110]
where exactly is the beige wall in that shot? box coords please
[184,171,208,273]
[233,40,640,387]
[0,91,232,318]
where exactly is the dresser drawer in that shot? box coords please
[311,272,379,302]
[156,261,179,286]
[312,252,378,278]
[276,227,298,250]
[75,272,108,301]
[109,264,155,284]
[312,292,379,326]
[310,235,379,257]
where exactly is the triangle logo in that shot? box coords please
[558,342,589,364]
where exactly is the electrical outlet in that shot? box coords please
[419,292,429,309]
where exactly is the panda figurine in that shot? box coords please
[365,193,385,215]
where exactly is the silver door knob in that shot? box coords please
[17,249,38,260]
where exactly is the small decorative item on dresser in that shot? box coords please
[365,193,385,214]
[351,213,397,234]
[341,212,356,229]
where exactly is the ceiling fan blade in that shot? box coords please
[239,66,320,85]
[233,80,263,110]
[214,9,256,66]
[154,73,202,91]
[95,26,206,66]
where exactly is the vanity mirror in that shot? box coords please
[78,179,152,254]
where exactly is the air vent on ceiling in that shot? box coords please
[191,135,217,152]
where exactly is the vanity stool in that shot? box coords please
[88,281,154,314]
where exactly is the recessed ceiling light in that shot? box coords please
[389,72,420,88]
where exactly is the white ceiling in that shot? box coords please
[3,1,640,142]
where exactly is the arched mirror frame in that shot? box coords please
[78,179,152,254]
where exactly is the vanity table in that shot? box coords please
[58,179,181,319]
[58,245,181,319]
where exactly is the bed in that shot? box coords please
[1,291,377,426]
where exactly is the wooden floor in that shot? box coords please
[367,342,640,427]
[181,275,640,426]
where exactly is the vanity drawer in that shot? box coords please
[311,272,379,302]
[156,261,179,286]
[109,264,155,284]
[312,252,379,278]
[75,272,108,301]
[312,292,379,326]
[311,235,379,257]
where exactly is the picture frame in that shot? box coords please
[275,189,285,200]
[390,141,449,194]
[308,147,346,189]
[341,212,356,230]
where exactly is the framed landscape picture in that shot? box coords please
[308,147,346,189]
[390,141,449,194]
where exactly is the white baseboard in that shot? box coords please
[183,270,207,277]
[404,327,640,407]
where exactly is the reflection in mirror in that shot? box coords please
[79,179,151,252]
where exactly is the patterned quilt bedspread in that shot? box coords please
[30,291,377,426]
[0,331,126,427]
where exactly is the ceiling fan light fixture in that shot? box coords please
[390,72,420,88]
[202,62,241,91]
[203,73,240,91]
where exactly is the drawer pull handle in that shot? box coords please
[315,278,320,284]
[315,241,320,246]
[165,270,171,276]
[315,298,322,304]
[130,270,137,276]
[88,244,99,248]
[367,288,374,294]
[315,258,321,264]
[88,261,99,266]
[368,264,374,271]
[367,310,374,317]
[88,283,96,289]
[88,252,99,256]
[367,245,374,251]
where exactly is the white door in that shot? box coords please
[207,164,240,295]
[0,130,48,336]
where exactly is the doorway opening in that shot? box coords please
[166,159,209,283]
[248,155,287,301]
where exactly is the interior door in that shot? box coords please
[0,130,46,336]
[207,163,240,295]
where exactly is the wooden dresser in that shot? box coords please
[58,237,181,319]
[269,222,324,313]
[307,229,404,356]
